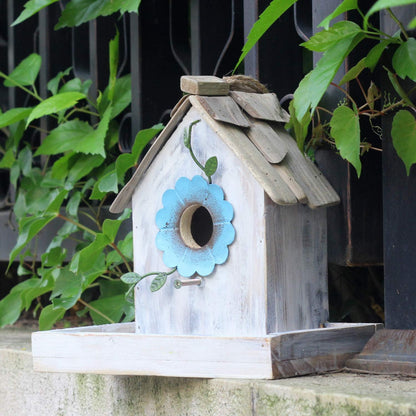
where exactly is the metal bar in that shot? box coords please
[130,12,142,135]
[190,0,201,75]
[243,0,258,78]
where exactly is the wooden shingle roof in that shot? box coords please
[110,76,339,213]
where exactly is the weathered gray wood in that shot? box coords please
[272,125,340,208]
[109,97,191,213]
[133,109,269,336]
[265,202,329,333]
[31,322,379,379]
[230,91,290,123]
[194,95,251,127]
[180,75,229,96]
[246,118,288,164]
[189,95,297,206]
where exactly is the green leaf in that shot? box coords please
[0,292,22,327]
[41,247,67,267]
[102,217,125,243]
[9,215,56,263]
[386,67,414,106]
[318,0,358,29]
[391,110,416,175]
[393,38,416,82]
[106,230,133,266]
[18,147,33,176]
[35,120,94,156]
[56,0,136,29]
[66,191,82,218]
[365,39,392,72]
[409,16,416,29]
[3,53,41,87]
[330,105,362,177]
[26,92,86,126]
[12,0,59,26]
[150,273,167,292]
[119,0,141,13]
[204,156,218,177]
[131,123,164,160]
[288,99,311,151]
[365,0,416,29]
[50,269,82,300]
[99,74,132,119]
[39,304,65,330]
[0,148,16,169]
[108,31,119,102]
[339,57,366,85]
[47,67,72,95]
[86,294,127,325]
[0,107,33,128]
[59,78,92,96]
[302,21,362,52]
[294,32,364,120]
[98,170,118,193]
[66,154,105,186]
[120,272,143,285]
[234,0,297,71]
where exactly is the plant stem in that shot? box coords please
[57,213,97,237]
[77,298,115,324]
[109,242,132,273]
[387,8,409,40]
[330,82,358,109]
[0,71,42,101]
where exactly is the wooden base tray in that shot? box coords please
[32,322,381,379]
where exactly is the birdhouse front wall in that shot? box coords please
[132,108,269,337]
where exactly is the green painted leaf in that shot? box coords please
[35,120,94,156]
[3,53,41,87]
[365,0,416,28]
[108,31,119,102]
[330,105,362,177]
[339,58,366,85]
[39,304,65,330]
[0,107,33,128]
[204,156,218,177]
[302,21,362,52]
[26,92,86,126]
[121,272,143,285]
[234,0,297,71]
[391,110,416,175]
[393,38,416,81]
[0,292,22,327]
[318,0,358,29]
[9,215,56,263]
[12,0,59,26]
[150,273,167,292]
[294,32,364,120]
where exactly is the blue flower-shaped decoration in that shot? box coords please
[155,176,235,277]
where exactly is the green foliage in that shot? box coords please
[13,0,141,28]
[0,32,160,330]
[237,0,416,176]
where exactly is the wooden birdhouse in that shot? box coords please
[32,76,380,379]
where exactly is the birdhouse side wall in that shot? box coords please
[132,108,269,336]
[265,199,329,333]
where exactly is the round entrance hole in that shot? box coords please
[179,204,214,249]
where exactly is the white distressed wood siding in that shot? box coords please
[265,200,328,332]
[133,108,268,336]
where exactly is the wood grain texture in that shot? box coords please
[133,108,269,336]
[230,91,290,123]
[180,75,230,96]
[272,125,340,208]
[265,201,329,333]
[194,95,250,127]
[246,118,288,164]
[31,322,379,379]
[109,97,191,213]
[189,96,297,206]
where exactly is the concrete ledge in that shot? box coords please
[1,328,416,416]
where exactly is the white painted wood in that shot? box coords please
[110,97,191,213]
[230,91,290,123]
[189,95,298,206]
[265,201,329,333]
[31,322,380,379]
[180,75,229,96]
[132,108,269,337]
